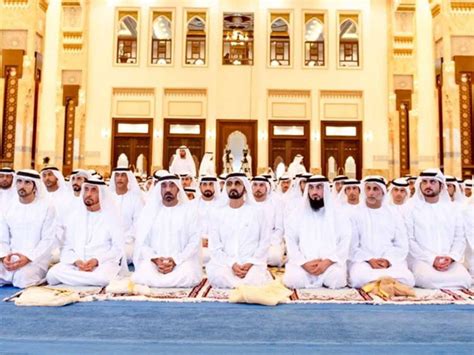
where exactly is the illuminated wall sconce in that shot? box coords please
[101,128,111,139]
[206,129,215,140]
[23,55,31,68]
[153,129,162,139]
[364,131,374,142]
[312,131,320,141]
[259,130,268,141]
[78,89,85,106]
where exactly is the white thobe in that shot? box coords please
[112,191,144,263]
[349,205,415,288]
[283,208,352,289]
[191,197,217,265]
[206,204,272,288]
[463,204,474,285]
[0,198,56,288]
[256,196,285,266]
[406,201,471,289]
[132,203,202,288]
[0,188,15,215]
[47,210,123,287]
[169,157,196,177]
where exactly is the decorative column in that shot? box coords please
[0,49,24,165]
[62,85,79,175]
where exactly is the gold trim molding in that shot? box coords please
[268,89,310,98]
[113,88,155,96]
[164,88,207,97]
[320,90,362,99]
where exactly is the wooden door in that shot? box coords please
[163,119,206,171]
[321,121,362,179]
[111,118,153,175]
[216,120,257,175]
[269,120,310,172]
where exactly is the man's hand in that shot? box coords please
[302,259,321,275]
[367,258,391,269]
[232,263,252,278]
[152,257,176,274]
[433,256,453,271]
[3,253,30,271]
[74,258,99,272]
[202,238,209,248]
[313,259,335,276]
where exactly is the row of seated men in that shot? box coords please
[0,165,472,291]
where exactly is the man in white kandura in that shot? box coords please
[47,178,124,287]
[68,169,91,198]
[406,169,471,289]
[388,178,410,212]
[287,154,306,178]
[0,169,56,288]
[0,167,16,215]
[463,196,474,285]
[169,145,196,178]
[349,176,415,288]
[206,172,272,288]
[109,167,144,263]
[251,176,285,267]
[283,175,352,289]
[192,175,220,264]
[445,175,466,206]
[335,179,361,209]
[132,175,202,288]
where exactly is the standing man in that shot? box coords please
[169,146,196,178]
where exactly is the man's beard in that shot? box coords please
[422,188,439,198]
[309,197,324,211]
[202,190,214,198]
[0,184,12,190]
[72,184,81,192]
[228,189,244,199]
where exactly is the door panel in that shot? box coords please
[163,119,206,172]
[111,118,153,176]
[321,121,362,179]
[269,120,310,173]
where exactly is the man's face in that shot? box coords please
[365,183,384,207]
[465,187,472,198]
[16,179,36,198]
[161,181,179,203]
[391,187,407,205]
[179,149,186,158]
[280,180,290,193]
[41,170,58,189]
[181,176,192,188]
[408,180,416,196]
[335,181,344,193]
[71,175,86,193]
[447,184,455,198]
[114,172,129,189]
[299,180,307,193]
[200,181,215,198]
[83,184,100,207]
[252,182,268,200]
[0,173,14,189]
[226,178,245,199]
[308,183,324,200]
[420,179,441,198]
[345,185,360,204]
